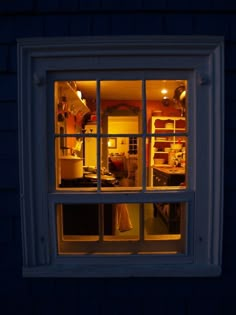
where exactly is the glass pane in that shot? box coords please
[148,136,187,188]
[100,80,142,133]
[54,80,98,189]
[146,80,188,190]
[57,203,99,241]
[144,202,187,237]
[54,81,95,134]
[146,80,188,125]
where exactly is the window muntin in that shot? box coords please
[54,79,189,254]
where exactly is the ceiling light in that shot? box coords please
[161,80,168,95]
[76,90,82,99]
[161,88,168,95]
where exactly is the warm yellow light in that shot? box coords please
[76,90,82,99]
[161,88,168,95]
[180,90,186,100]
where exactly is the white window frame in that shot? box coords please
[17,36,224,277]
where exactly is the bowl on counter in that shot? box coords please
[164,147,171,153]
[170,143,183,151]
[165,122,174,129]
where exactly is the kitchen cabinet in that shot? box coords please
[149,116,186,186]
[153,167,185,233]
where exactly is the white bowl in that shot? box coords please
[165,122,174,129]
[171,143,183,151]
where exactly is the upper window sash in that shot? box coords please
[48,73,193,193]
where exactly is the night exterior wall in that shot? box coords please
[0,0,235,314]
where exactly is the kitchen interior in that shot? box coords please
[55,79,187,245]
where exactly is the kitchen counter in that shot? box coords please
[152,165,185,175]
[152,166,185,233]
[152,166,185,187]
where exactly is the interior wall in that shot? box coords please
[108,116,138,155]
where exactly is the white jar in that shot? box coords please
[168,150,176,166]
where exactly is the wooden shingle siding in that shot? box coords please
[0,0,233,313]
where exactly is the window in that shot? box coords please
[18,36,224,277]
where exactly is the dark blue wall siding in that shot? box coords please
[0,0,235,314]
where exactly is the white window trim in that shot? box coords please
[17,36,224,277]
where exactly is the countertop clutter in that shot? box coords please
[152,166,185,188]
[152,165,185,175]
[150,115,186,186]
[152,166,186,233]
[60,165,119,187]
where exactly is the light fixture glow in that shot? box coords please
[180,90,186,100]
[76,90,82,99]
[161,88,168,95]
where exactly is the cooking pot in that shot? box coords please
[60,156,83,178]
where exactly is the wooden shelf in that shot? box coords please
[150,116,186,186]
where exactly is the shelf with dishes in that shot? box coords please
[152,116,185,128]
[154,128,185,131]
[150,116,186,186]
[154,137,186,143]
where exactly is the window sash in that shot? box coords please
[53,201,193,255]
[49,191,194,254]
[49,74,193,193]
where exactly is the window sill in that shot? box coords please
[23,263,222,278]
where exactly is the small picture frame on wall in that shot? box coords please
[108,138,117,149]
